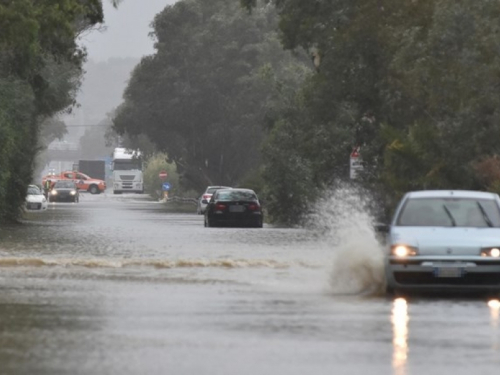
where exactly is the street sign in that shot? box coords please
[162,182,171,191]
[349,147,363,179]
[159,170,168,180]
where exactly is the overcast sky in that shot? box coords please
[80,0,177,62]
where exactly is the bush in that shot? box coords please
[143,153,198,200]
[143,153,179,199]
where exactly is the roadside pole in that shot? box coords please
[349,147,363,180]
[159,170,168,202]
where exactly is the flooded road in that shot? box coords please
[0,192,499,374]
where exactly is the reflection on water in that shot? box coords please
[489,299,500,353]
[489,299,500,325]
[391,298,409,375]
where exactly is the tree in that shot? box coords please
[113,0,305,192]
[242,0,500,223]
[0,0,107,222]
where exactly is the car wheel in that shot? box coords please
[89,185,99,194]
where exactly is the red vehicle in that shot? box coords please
[42,171,106,194]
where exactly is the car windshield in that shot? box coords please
[113,160,142,170]
[27,187,41,195]
[216,190,256,202]
[54,181,76,189]
[397,197,500,227]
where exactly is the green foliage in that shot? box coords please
[142,153,180,199]
[113,0,305,194]
[369,0,500,203]
[0,0,104,222]
[0,78,36,219]
[262,118,316,225]
[242,0,500,223]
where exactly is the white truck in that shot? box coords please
[112,148,144,194]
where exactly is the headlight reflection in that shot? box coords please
[391,298,409,375]
[489,299,500,352]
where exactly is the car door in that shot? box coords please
[62,172,81,190]
[75,173,90,190]
[63,172,75,181]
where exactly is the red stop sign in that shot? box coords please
[159,170,168,180]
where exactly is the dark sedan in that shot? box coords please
[49,180,79,203]
[204,188,263,228]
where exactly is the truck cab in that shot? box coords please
[112,148,144,194]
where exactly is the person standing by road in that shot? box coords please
[43,179,52,198]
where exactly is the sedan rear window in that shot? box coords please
[397,197,500,227]
[216,190,256,202]
[207,186,231,194]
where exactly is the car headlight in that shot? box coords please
[70,190,76,195]
[481,248,500,258]
[51,190,58,195]
[391,245,418,257]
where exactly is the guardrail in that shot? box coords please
[163,196,198,205]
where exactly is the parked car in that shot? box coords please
[42,171,106,194]
[25,185,48,211]
[49,180,79,203]
[197,186,232,214]
[204,188,263,228]
[381,190,500,296]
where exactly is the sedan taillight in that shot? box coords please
[248,203,260,211]
[215,203,226,211]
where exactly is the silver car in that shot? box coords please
[25,185,48,212]
[383,190,500,295]
[197,186,232,214]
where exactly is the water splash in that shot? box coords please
[308,183,386,296]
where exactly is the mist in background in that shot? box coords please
[66,0,176,136]
[42,0,176,176]
[83,0,176,62]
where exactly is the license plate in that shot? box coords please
[433,267,464,278]
[229,205,245,213]
[27,203,39,209]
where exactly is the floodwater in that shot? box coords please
[0,192,499,375]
